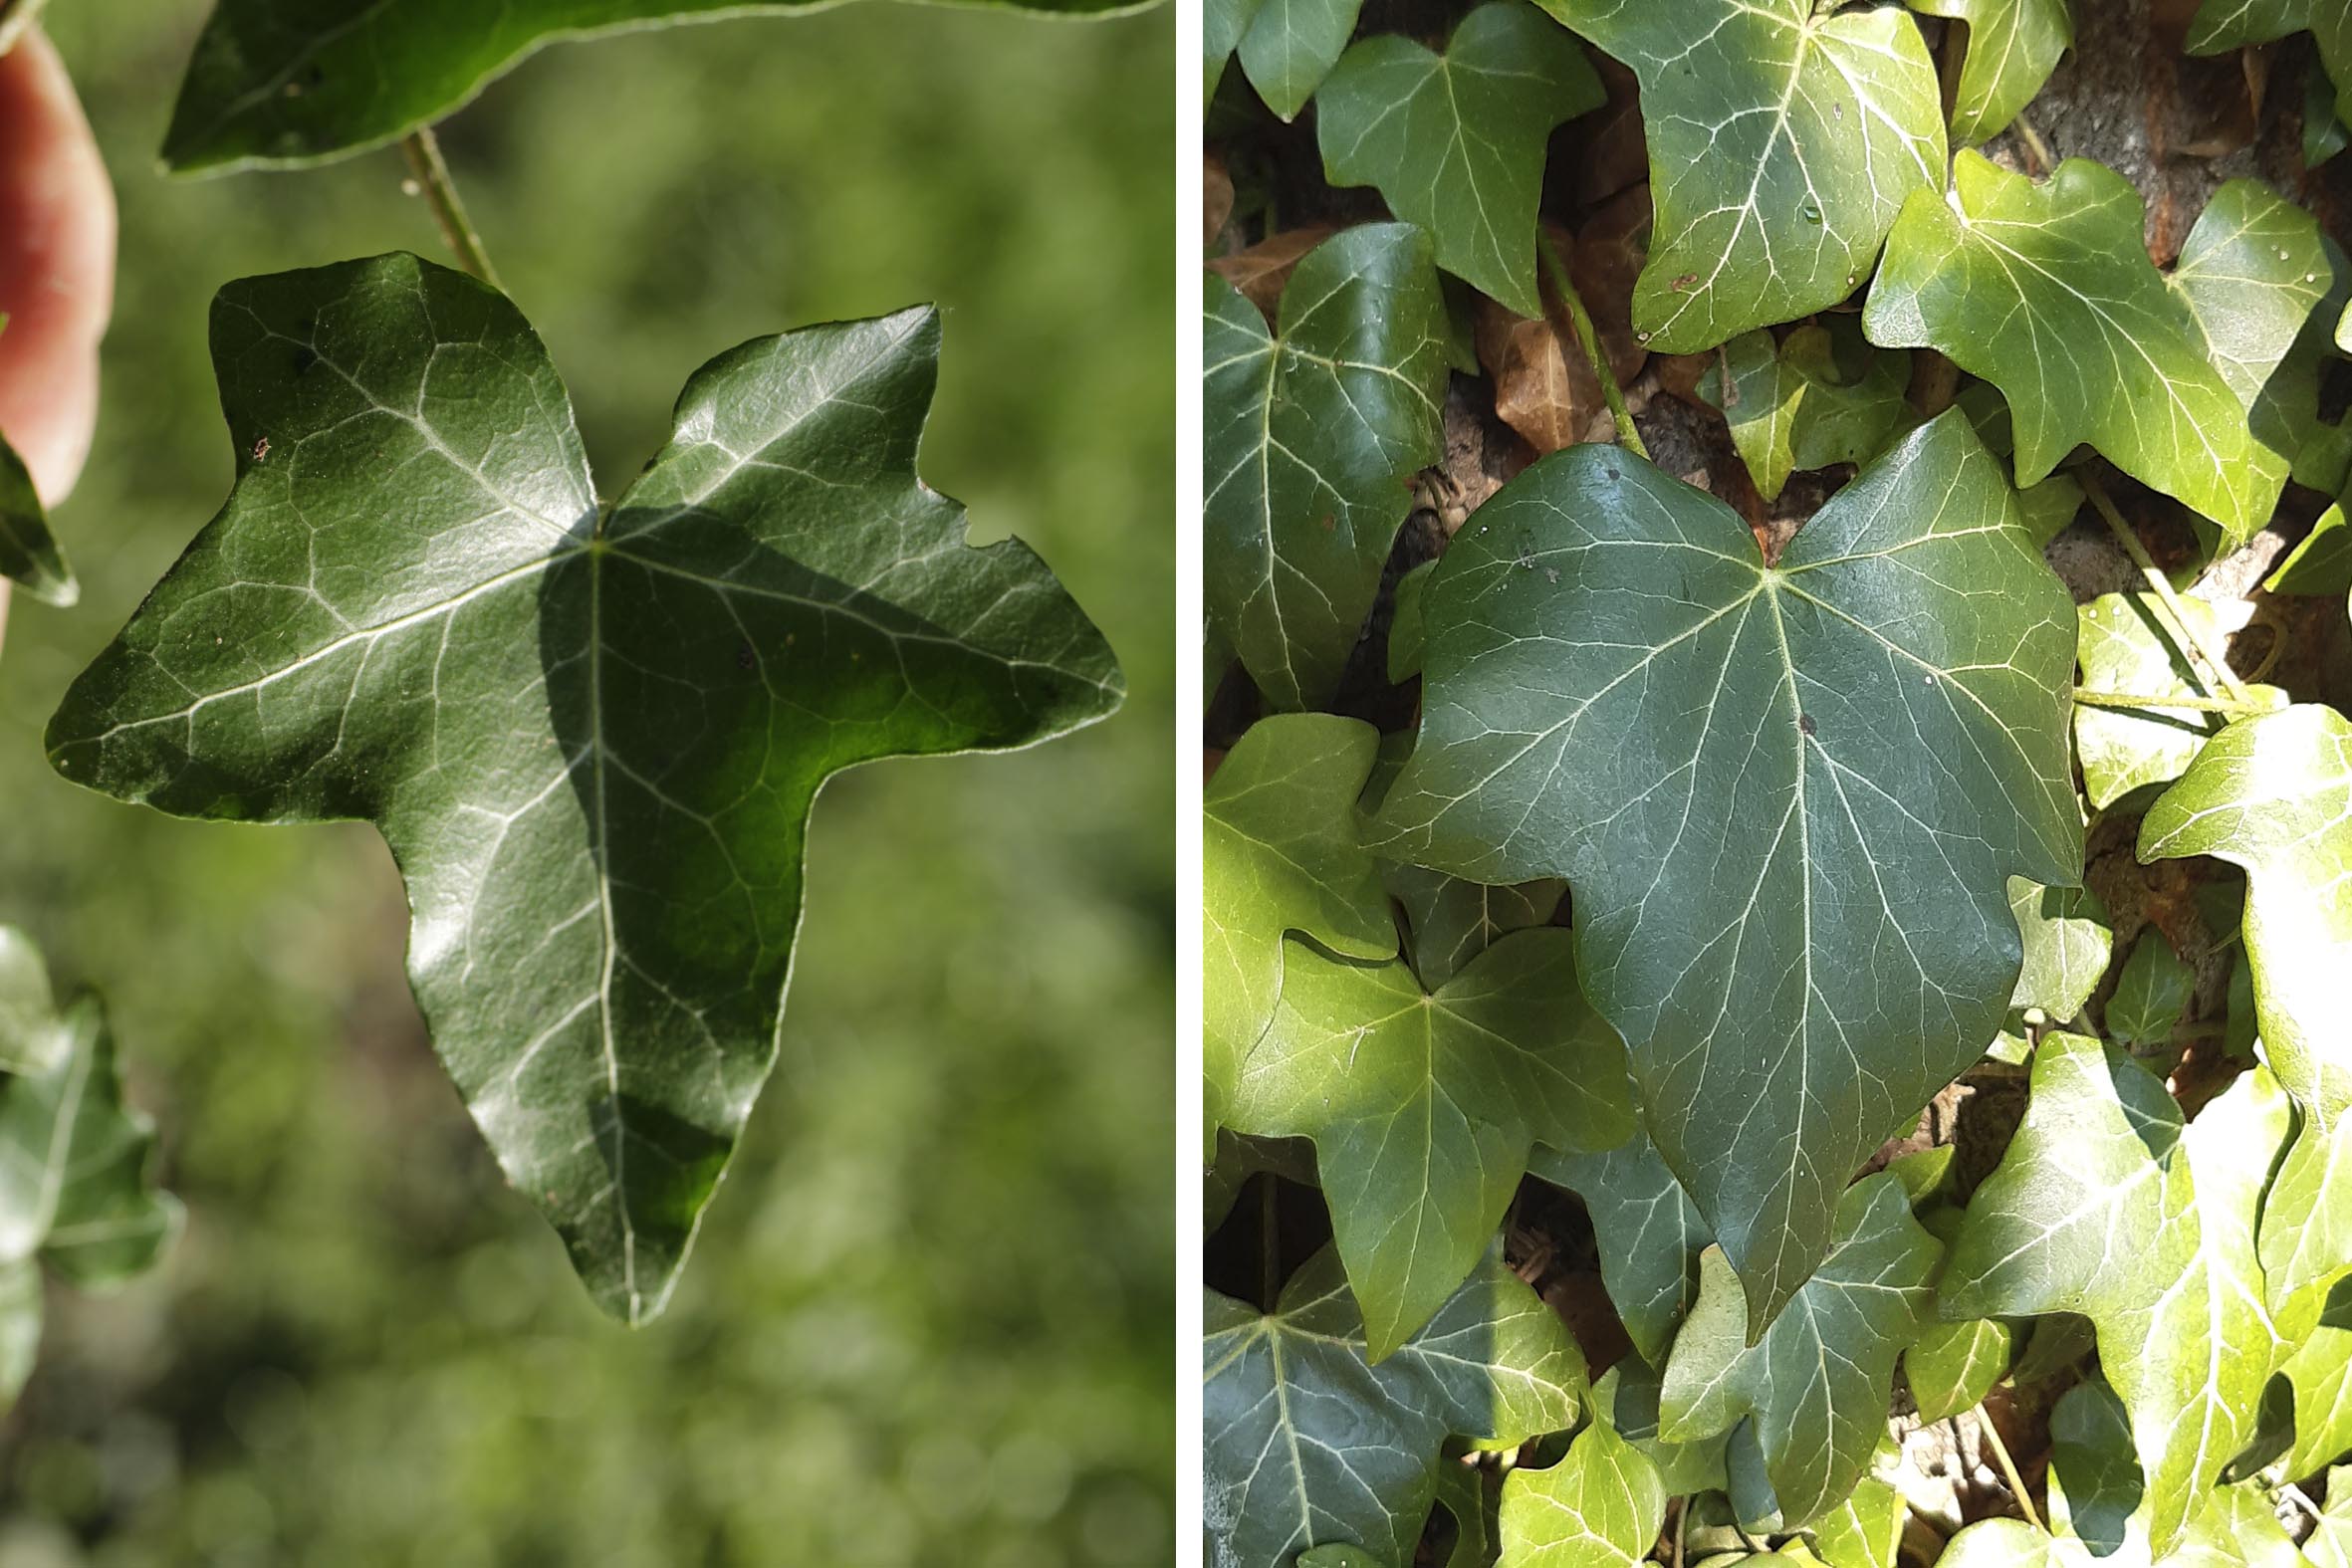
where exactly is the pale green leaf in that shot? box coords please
[1658,1176,1942,1528]
[1940,1034,2295,1553]
[2074,592,2287,811]
[1906,0,2073,144]
[1532,0,1946,352]
[1228,929,1633,1358]
[1699,326,1914,503]
[46,256,1120,1324]
[1808,1474,1903,1568]
[2107,930,2194,1047]
[1494,1418,1666,1567]
[2309,1469,2352,1568]
[1234,0,1366,120]
[1205,225,1451,711]
[2188,1,2352,127]
[2008,875,2113,1023]
[1372,411,2079,1326]
[1204,1247,1585,1568]
[2264,1116,2352,1310]
[1865,153,2263,541]
[1204,714,1396,1143]
[1906,1316,2016,1421]
[2280,1276,2352,1479]
[1528,1127,1709,1367]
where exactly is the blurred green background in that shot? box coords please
[0,4,1173,1565]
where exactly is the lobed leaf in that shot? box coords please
[1905,0,2073,145]
[1698,326,1914,504]
[2007,875,2112,1024]
[1494,1417,1666,1568]
[1528,1126,1709,1367]
[2075,592,2288,811]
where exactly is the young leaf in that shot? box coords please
[1204,714,1396,1142]
[1226,929,1633,1359]
[1905,0,2074,145]
[1864,153,2263,543]
[2105,930,2194,1048]
[2280,1276,2352,1479]
[1233,0,1366,120]
[45,255,1121,1325]
[2008,876,2113,1024]
[2141,705,2352,1124]
[1372,411,2079,1327]
[1494,1417,1667,1568]
[1906,1316,2016,1422]
[164,0,1150,172]
[1528,1126,1710,1367]
[1533,0,1945,352]
[1314,3,1603,319]
[1698,326,1914,503]
[0,429,74,607]
[1204,1247,1585,1568]
[1205,225,1450,711]
[2075,592,2288,810]
[1384,862,1564,992]
[1657,1177,1941,1528]
[1940,1034,2294,1553]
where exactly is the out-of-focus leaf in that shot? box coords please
[1529,1127,1709,1366]
[45,256,1120,1325]
[1699,326,1914,502]
[1372,412,2078,1329]
[1316,4,1601,318]
[1228,929,1632,1358]
[0,429,74,607]
[2106,930,2194,1047]
[1494,1417,1666,1567]
[2008,876,2113,1023]
[1905,0,2073,144]
[2074,592,2287,810]
[1205,1248,1585,1568]
[1533,0,1945,352]
[1205,224,1449,711]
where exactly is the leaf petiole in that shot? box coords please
[2080,471,2251,704]
[1537,233,1649,462]
[1979,1409,2046,1532]
[399,126,502,290]
[2070,688,2273,718]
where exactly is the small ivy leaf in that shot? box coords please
[2264,1116,2352,1310]
[2141,705,2352,1125]
[0,430,74,607]
[2074,592,2288,811]
[2278,1276,2352,1480]
[1657,1176,1941,1528]
[2105,930,2194,1048]
[1906,1316,2016,1422]
[2188,0,2352,126]
[45,255,1120,1325]
[1205,225,1450,711]
[1940,1033,2295,1554]
[1372,410,2079,1329]
[1807,1474,1904,1568]
[2007,875,2113,1024]
[1532,0,1945,353]
[1205,0,1269,109]
[1228,928,1633,1359]
[2266,502,2352,595]
[1494,1416,1667,1568]
[1314,3,1602,319]
[1234,0,1366,120]
[1865,153,2263,542]
[1204,1246,1585,1568]
[1904,0,2074,145]
[1384,862,1565,992]
[1431,1460,1500,1568]
[164,0,1151,172]
[1590,1355,1731,1496]
[1528,1126,1711,1367]
[1699,326,1915,503]
[1203,714,1396,1146]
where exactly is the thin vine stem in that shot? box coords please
[400,126,502,291]
[2079,471,2251,704]
[2070,688,2274,718]
[1980,1414,2046,1533]
[1537,233,1650,462]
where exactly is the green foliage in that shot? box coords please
[2074,592,2288,809]
[1495,1418,1666,1568]
[1904,0,2072,145]
[0,435,74,608]
[2007,876,2113,1024]
[1698,325,1914,504]
[1226,0,1361,119]
[1529,1128,1708,1367]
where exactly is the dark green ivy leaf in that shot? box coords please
[1373,411,2079,1327]
[1528,1125,1709,1367]
[2105,930,2194,1048]
[1231,0,1365,120]
[1385,861,1564,992]
[45,255,1121,1324]
[0,430,74,607]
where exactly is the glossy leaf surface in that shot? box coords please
[1494,1418,1666,1568]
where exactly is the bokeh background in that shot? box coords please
[0,4,1174,1564]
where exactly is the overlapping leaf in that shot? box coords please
[1940,1034,2294,1553]
[1906,0,2074,144]
[1231,0,1365,119]
[1495,1418,1666,1567]
[1372,411,2079,1326]
[0,432,74,607]
[1315,3,1602,318]
[1865,153,2264,542]
[1204,1247,1585,1568]
[1656,1176,1941,1528]
[2264,1116,2352,1308]
[1532,0,1945,353]
[1809,1476,1904,1568]
[45,255,1121,1324]
[2008,876,2113,1024]
[2312,1469,2352,1568]
[2076,592,2288,810]
[165,0,1150,172]
[1386,862,1564,992]
[2107,931,2193,1048]
[1528,1126,1709,1366]
[1907,1316,2015,1422]
[2188,1,2352,125]
[1699,326,1914,503]
[1205,224,1450,711]
[2280,1276,2352,1479]
[1204,714,1395,1143]
[1226,928,1632,1358]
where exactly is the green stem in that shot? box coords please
[2080,471,2250,704]
[1981,1413,2046,1533]
[0,0,51,55]
[400,127,502,291]
[1538,234,1649,462]
[2070,688,2272,718]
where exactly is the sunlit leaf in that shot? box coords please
[1494,1417,1666,1567]
[2008,876,2112,1024]
[2074,592,2287,811]
[1905,0,2073,144]
[1698,326,1914,503]
[1906,1316,2016,1422]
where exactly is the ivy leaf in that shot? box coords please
[164,0,1148,172]
[45,255,1120,1324]
[1227,929,1633,1358]
[0,431,75,607]
[1232,0,1366,120]
[1531,0,1945,353]
[2106,930,2194,1048]
[1698,326,1914,503]
[1389,559,1437,685]
[1808,1475,1904,1568]
[1528,1126,1710,1367]
[1314,3,1602,319]
[1205,0,1267,107]
[1906,1317,2017,1421]
[2263,1115,2352,1309]
[2008,876,2113,1024]
[1204,1246,1585,1568]
[1905,0,2074,145]
[2141,705,2352,1125]
[1940,1034,2294,1553]
[1204,714,1396,1143]
[2074,592,2287,811]
[2280,1276,2352,1479]
[1658,1175,1942,1528]
[1591,1355,1730,1496]
[1372,411,2079,1326]
[1494,1417,1667,1568]
[1205,224,1450,711]
[1864,153,2263,542]
[2188,1,2352,125]
[2310,1468,2352,1568]
[1386,862,1564,992]
[1432,1461,1500,1568]
[2266,503,2352,595]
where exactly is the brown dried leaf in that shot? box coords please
[1205,151,1235,253]
[1208,226,1339,321]
[1475,225,1600,456]
[1573,184,1651,384]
